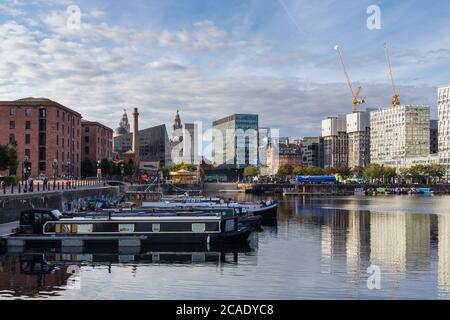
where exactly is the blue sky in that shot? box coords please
[1,0,449,147]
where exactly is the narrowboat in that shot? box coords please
[354,188,366,196]
[139,198,279,224]
[2,209,252,247]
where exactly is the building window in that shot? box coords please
[39,108,46,118]
[25,121,31,130]
[9,121,15,129]
[25,108,32,117]
[10,108,16,116]
[25,134,31,145]
[9,134,15,144]
[25,149,31,158]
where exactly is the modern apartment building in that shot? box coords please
[438,86,450,171]
[81,120,114,162]
[301,136,324,168]
[346,111,371,168]
[370,105,430,167]
[0,98,82,178]
[321,115,348,169]
[212,114,259,168]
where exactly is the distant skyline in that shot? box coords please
[0,0,448,141]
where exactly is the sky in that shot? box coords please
[1,0,449,146]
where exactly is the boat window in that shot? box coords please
[225,219,235,232]
[192,223,206,233]
[77,224,93,233]
[61,224,72,233]
[34,213,42,223]
[152,224,160,233]
[119,224,135,233]
[21,212,33,224]
[42,213,54,223]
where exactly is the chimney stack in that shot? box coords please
[132,108,139,159]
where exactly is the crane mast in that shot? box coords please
[384,43,400,106]
[334,45,365,113]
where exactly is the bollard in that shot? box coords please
[53,181,56,191]
[11,184,14,194]
[18,183,21,193]
[58,182,60,190]
[37,183,40,192]
[2,184,5,194]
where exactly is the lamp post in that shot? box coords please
[120,163,125,180]
[97,160,102,181]
[52,159,58,185]
[23,156,31,192]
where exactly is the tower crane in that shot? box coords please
[384,43,400,106]
[334,45,365,113]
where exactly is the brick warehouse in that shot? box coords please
[81,120,114,162]
[0,98,82,178]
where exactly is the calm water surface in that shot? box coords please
[1,194,450,300]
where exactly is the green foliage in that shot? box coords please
[81,159,97,178]
[401,164,445,183]
[277,165,292,177]
[364,164,384,180]
[293,166,325,176]
[243,166,259,177]
[0,143,18,172]
[0,176,18,185]
[336,165,351,177]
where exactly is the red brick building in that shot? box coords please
[0,98,82,178]
[81,120,114,162]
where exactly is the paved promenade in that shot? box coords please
[0,221,18,236]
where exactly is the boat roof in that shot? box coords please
[60,216,222,222]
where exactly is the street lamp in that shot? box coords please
[52,159,58,185]
[23,156,31,192]
[97,160,102,180]
[120,163,125,178]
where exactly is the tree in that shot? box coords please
[292,165,304,176]
[324,167,337,175]
[383,166,397,183]
[427,164,445,183]
[364,164,384,182]
[99,158,114,176]
[303,166,324,176]
[336,165,351,177]
[126,159,135,176]
[351,166,365,178]
[0,143,18,173]
[277,165,292,178]
[243,165,259,177]
[81,159,97,178]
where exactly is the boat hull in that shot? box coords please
[247,202,278,224]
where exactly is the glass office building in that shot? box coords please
[212,114,259,168]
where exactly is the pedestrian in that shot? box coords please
[44,177,48,190]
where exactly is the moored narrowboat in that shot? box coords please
[2,209,252,247]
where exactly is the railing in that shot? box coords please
[0,178,106,196]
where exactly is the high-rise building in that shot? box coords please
[212,114,259,168]
[370,105,430,167]
[81,120,113,162]
[301,136,324,168]
[346,111,372,168]
[0,98,82,178]
[321,115,348,168]
[430,119,439,154]
[438,86,450,171]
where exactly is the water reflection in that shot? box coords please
[2,195,450,299]
[0,243,255,299]
[438,214,450,299]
